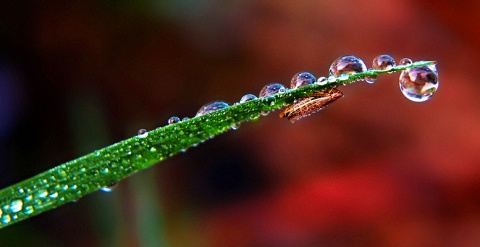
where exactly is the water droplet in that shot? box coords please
[49,192,58,198]
[38,190,48,198]
[240,94,257,103]
[182,117,189,121]
[168,116,180,125]
[150,147,157,152]
[231,123,239,130]
[0,208,2,218]
[291,72,316,89]
[365,68,377,84]
[259,83,287,97]
[2,215,11,224]
[372,54,396,70]
[9,200,23,213]
[328,76,336,83]
[338,74,349,81]
[399,58,413,65]
[24,206,34,215]
[399,66,439,102]
[137,129,148,138]
[329,55,367,77]
[196,101,230,116]
[316,77,328,86]
[101,182,117,192]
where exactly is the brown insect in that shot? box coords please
[279,88,344,122]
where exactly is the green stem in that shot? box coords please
[0,61,436,228]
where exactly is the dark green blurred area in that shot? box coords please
[1,0,480,246]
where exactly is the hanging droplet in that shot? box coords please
[372,54,396,70]
[9,199,23,213]
[291,72,316,89]
[137,129,148,138]
[239,94,257,103]
[365,68,377,84]
[329,55,367,77]
[259,83,287,97]
[168,116,180,125]
[101,182,117,192]
[316,76,328,86]
[399,58,413,65]
[399,66,439,102]
[196,101,230,116]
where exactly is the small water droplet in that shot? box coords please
[2,215,11,224]
[259,83,287,97]
[150,147,157,152]
[38,190,48,198]
[365,68,377,84]
[196,101,230,116]
[372,54,396,70]
[291,72,316,89]
[168,116,180,125]
[316,76,328,86]
[329,55,367,77]
[240,94,257,103]
[328,76,336,83]
[399,66,439,102]
[49,192,58,198]
[24,206,34,215]
[9,200,23,213]
[231,123,239,130]
[101,183,117,192]
[399,58,413,65]
[137,129,148,138]
[182,117,189,121]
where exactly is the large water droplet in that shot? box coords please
[372,54,396,70]
[9,200,23,213]
[291,72,316,89]
[259,83,286,97]
[239,94,257,103]
[196,101,230,116]
[399,58,412,65]
[101,183,117,192]
[168,116,180,125]
[137,129,148,138]
[399,66,439,102]
[329,55,367,77]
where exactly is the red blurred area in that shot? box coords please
[1,0,480,246]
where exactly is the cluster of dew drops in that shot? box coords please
[160,54,438,127]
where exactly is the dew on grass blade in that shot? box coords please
[329,55,367,77]
[316,77,328,86]
[259,83,286,97]
[291,72,316,89]
[399,66,439,102]
[239,94,257,103]
[9,200,23,213]
[372,54,396,70]
[137,129,148,138]
[365,68,377,84]
[101,183,117,192]
[168,116,180,125]
[196,101,230,116]
[399,58,413,65]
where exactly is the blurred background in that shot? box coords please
[0,0,479,246]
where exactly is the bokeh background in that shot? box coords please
[1,0,479,246]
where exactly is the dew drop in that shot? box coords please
[399,66,439,102]
[259,83,287,97]
[2,215,11,224]
[0,208,2,218]
[365,68,377,84]
[38,190,48,198]
[137,129,148,138]
[372,54,396,70]
[329,55,367,77]
[24,206,34,215]
[49,192,58,198]
[316,76,328,86]
[9,200,23,213]
[168,116,180,125]
[328,76,336,83]
[182,117,189,121]
[338,74,349,81]
[101,183,117,192]
[239,94,257,103]
[196,101,230,116]
[291,72,316,89]
[399,58,413,65]
[150,147,157,152]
